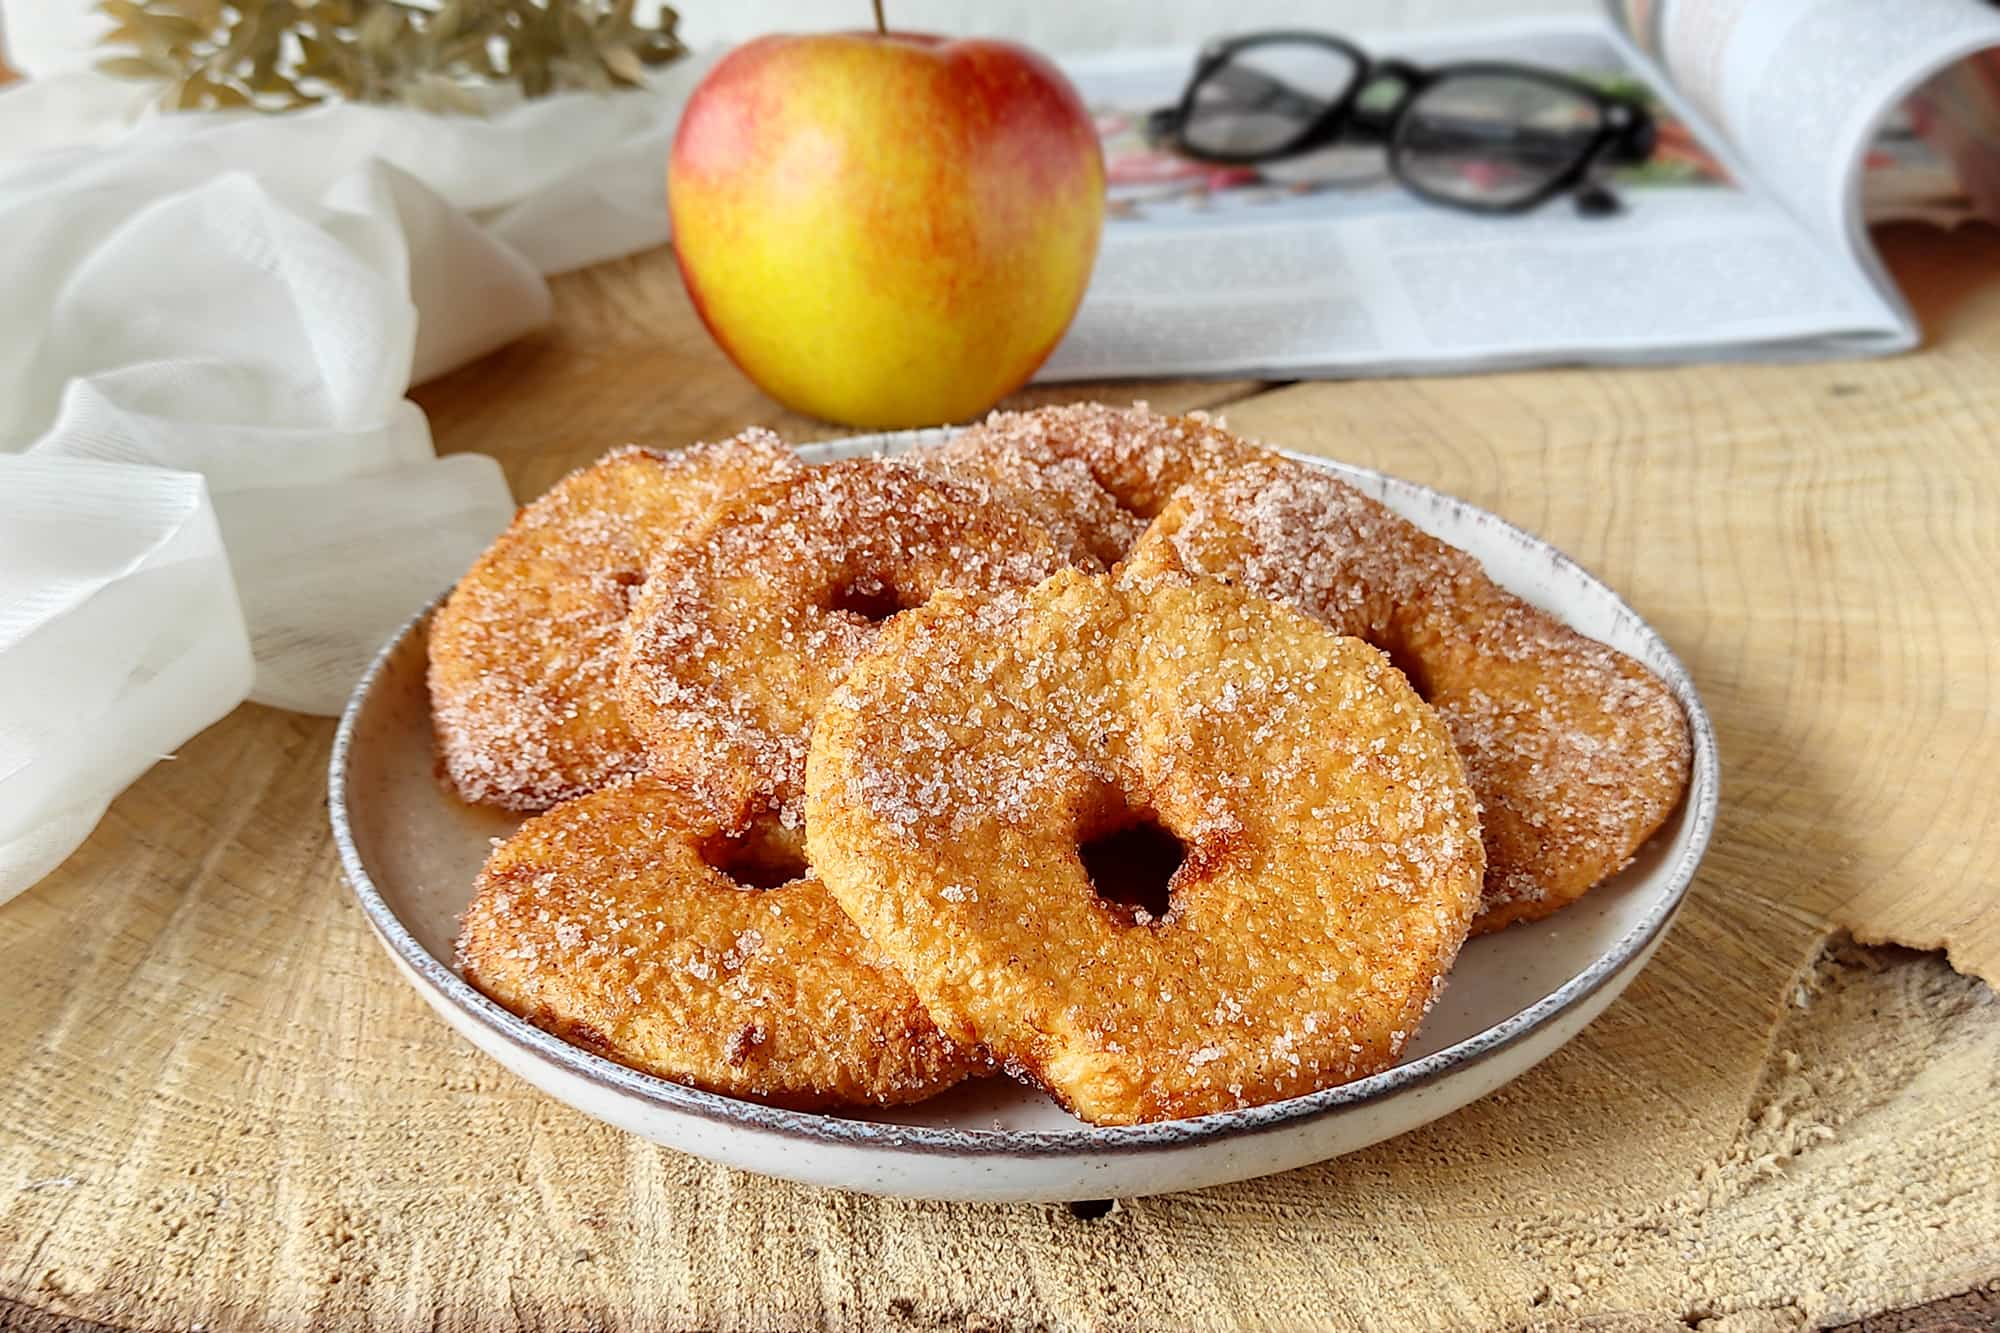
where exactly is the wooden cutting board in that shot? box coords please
[0,225,1994,1331]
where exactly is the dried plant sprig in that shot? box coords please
[96,0,685,114]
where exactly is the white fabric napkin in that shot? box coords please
[0,61,711,904]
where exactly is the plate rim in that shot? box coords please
[328,431,1720,1158]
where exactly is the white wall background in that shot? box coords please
[4,1,1594,75]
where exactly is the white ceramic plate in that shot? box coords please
[330,430,1718,1202]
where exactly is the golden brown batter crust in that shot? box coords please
[459,776,981,1110]
[805,570,1485,1125]
[1124,452,1693,932]
[939,402,1259,558]
[428,433,799,811]
[616,458,1081,832]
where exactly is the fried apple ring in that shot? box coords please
[458,775,980,1109]
[1123,453,1692,933]
[805,569,1485,1125]
[893,449,1113,570]
[938,401,1258,560]
[908,432,1137,567]
[429,432,799,811]
[617,458,1080,832]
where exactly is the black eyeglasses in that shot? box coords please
[1146,32,1657,216]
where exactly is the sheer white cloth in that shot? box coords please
[0,64,709,902]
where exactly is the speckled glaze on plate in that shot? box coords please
[329,430,1719,1202]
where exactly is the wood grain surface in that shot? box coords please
[0,225,1995,1331]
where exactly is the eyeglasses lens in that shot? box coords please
[1181,42,1361,158]
[1394,73,1605,206]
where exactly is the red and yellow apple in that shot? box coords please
[667,31,1105,428]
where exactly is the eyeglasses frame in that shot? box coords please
[1148,30,1659,216]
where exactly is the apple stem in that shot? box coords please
[871,0,886,34]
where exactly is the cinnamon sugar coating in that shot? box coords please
[428,433,800,811]
[805,570,1485,1125]
[940,402,1260,559]
[1123,452,1693,933]
[616,459,1081,832]
[459,776,980,1110]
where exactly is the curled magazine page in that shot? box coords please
[1613,0,2000,305]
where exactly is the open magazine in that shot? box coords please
[1040,0,2000,381]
